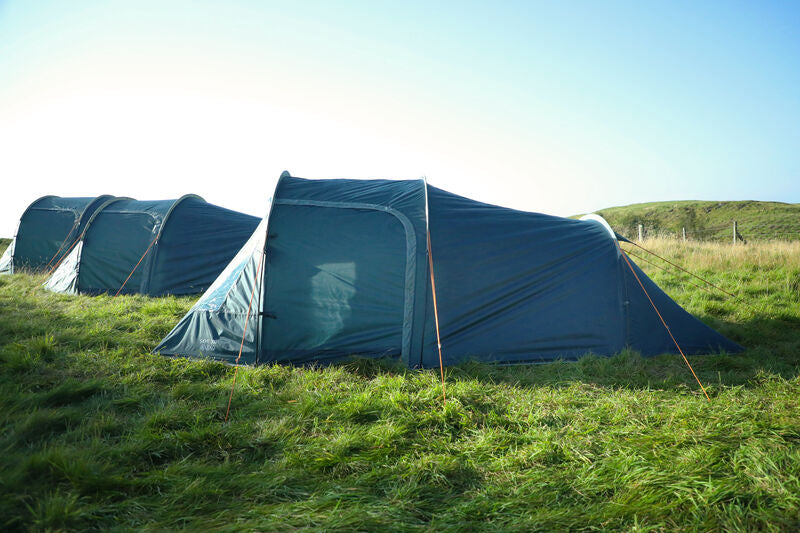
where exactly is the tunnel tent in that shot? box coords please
[0,195,115,275]
[154,171,743,367]
[44,195,260,296]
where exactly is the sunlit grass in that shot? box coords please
[1,240,799,531]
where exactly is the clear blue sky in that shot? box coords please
[1,0,798,236]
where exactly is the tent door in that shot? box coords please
[258,201,413,364]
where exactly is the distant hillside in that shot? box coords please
[586,200,800,242]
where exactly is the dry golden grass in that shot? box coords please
[629,237,800,270]
[620,238,800,322]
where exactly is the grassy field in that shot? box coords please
[1,239,799,531]
[587,200,800,242]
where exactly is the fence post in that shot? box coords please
[638,224,643,242]
[733,220,737,245]
[682,227,686,242]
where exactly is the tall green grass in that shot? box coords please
[1,241,799,531]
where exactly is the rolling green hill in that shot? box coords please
[1,240,799,530]
[587,200,800,242]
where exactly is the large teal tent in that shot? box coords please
[44,195,260,296]
[0,195,115,274]
[154,172,742,367]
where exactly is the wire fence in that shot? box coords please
[618,219,800,244]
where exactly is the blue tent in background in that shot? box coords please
[154,172,743,366]
[44,195,260,296]
[0,195,115,274]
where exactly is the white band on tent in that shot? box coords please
[579,213,618,240]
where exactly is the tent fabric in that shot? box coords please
[153,217,270,363]
[44,195,260,296]
[0,240,14,274]
[418,186,628,366]
[153,172,430,365]
[154,172,743,366]
[44,242,83,294]
[1,195,114,274]
[261,175,429,366]
[416,186,740,367]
